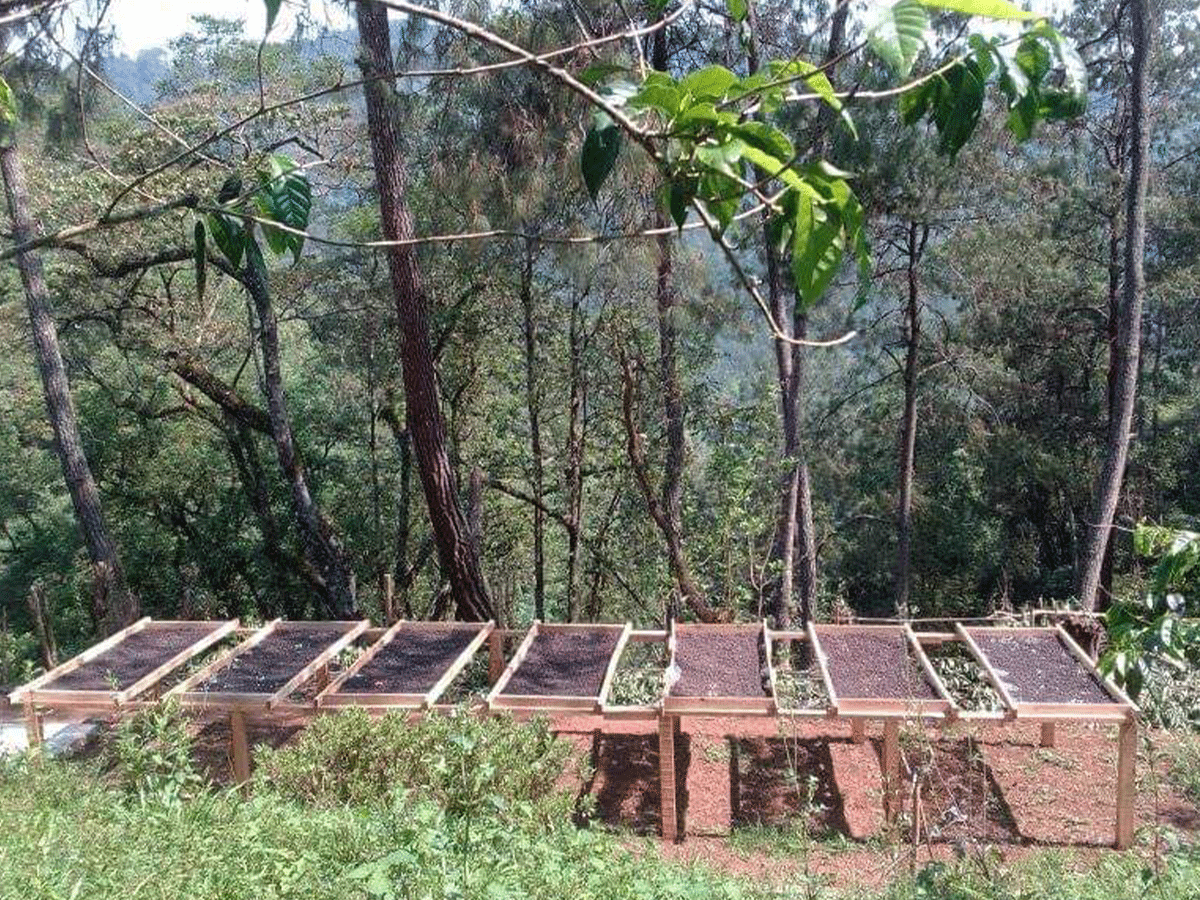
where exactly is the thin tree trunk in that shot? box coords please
[791,0,847,624]
[242,251,358,617]
[564,288,586,621]
[519,238,546,620]
[1078,0,1153,611]
[356,0,492,621]
[26,583,57,669]
[620,350,722,622]
[379,400,416,618]
[894,222,929,617]
[1,138,137,633]
[746,0,798,630]
[646,12,708,623]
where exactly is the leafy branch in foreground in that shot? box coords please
[579,0,1088,313]
[1101,524,1200,702]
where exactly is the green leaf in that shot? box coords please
[868,0,928,77]
[217,173,243,204]
[728,122,795,164]
[263,0,283,33]
[577,62,628,87]
[793,214,845,308]
[725,0,748,22]
[767,60,856,139]
[255,154,311,262]
[930,59,987,157]
[207,213,245,269]
[917,0,1038,20]
[667,178,694,229]
[581,114,621,199]
[193,221,206,303]
[0,76,17,123]
[680,65,739,100]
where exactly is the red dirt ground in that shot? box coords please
[547,715,1198,890]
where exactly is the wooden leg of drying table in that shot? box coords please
[488,632,504,685]
[230,710,251,791]
[659,713,679,842]
[851,718,866,744]
[1040,722,1056,748]
[23,698,44,748]
[882,719,901,826]
[1116,719,1137,850]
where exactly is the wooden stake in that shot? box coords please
[23,697,44,748]
[488,630,504,685]
[1116,718,1136,849]
[851,718,866,744]
[1040,722,1056,748]
[659,713,678,842]
[230,710,251,790]
[883,719,901,825]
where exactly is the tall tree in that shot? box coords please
[894,220,930,617]
[0,126,137,633]
[355,0,493,621]
[239,249,359,617]
[1077,0,1154,611]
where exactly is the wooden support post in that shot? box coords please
[23,698,44,748]
[659,713,679,842]
[1116,719,1136,849]
[851,718,866,744]
[1040,722,1056,748]
[882,719,901,826]
[383,573,395,624]
[229,710,251,790]
[488,631,504,684]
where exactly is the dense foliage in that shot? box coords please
[0,0,1196,672]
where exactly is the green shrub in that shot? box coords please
[878,850,1200,900]
[107,698,202,803]
[253,707,584,825]
[0,755,773,900]
[1169,732,1200,805]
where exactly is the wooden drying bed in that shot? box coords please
[487,622,629,713]
[809,624,954,717]
[169,620,369,711]
[9,618,238,708]
[9,619,1139,849]
[664,621,775,715]
[318,621,493,709]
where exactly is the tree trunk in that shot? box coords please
[356,0,492,621]
[564,287,586,621]
[1,138,137,633]
[1078,0,1153,611]
[790,0,846,624]
[620,351,722,622]
[241,252,358,617]
[519,238,546,620]
[894,222,929,617]
[645,12,710,623]
[746,1,798,629]
[26,583,57,669]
